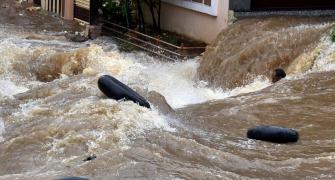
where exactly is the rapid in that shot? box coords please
[1,2,335,179]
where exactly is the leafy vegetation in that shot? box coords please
[101,0,161,32]
[331,26,335,42]
[102,0,132,27]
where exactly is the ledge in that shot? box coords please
[162,0,218,16]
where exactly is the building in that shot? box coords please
[143,0,230,44]
[230,0,335,11]
[145,0,335,43]
[33,0,335,43]
[33,0,98,23]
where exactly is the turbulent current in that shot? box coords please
[1,6,335,179]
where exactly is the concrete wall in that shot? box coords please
[144,0,229,44]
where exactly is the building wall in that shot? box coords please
[144,0,229,43]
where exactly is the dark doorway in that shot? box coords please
[74,0,102,24]
[251,0,335,11]
[33,0,41,6]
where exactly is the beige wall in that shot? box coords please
[144,0,229,43]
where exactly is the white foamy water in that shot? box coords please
[78,45,272,109]
[0,80,28,98]
[123,58,228,108]
[46,98,175,152]
[286,33,335,81]
[0,27,275,110]
[228,76,271,97]
[5,23,334,111]
[0,118,4,143]
[0,29,275,153]
[311,36,335,72]
[0,33,177,153]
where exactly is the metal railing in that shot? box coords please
[100,20,206,61]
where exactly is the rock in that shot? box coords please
[66,34,88,43]
[85,25,102,39]
[147,91,174,114]
[132,88,174,114]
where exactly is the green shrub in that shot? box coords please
[330,26,335,42]
[102,0,132,27]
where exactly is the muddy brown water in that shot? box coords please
[1,1,335,179]
[199,17,335,89]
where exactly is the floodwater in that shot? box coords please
[1,1,335,180]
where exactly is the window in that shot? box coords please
[184,0,212,6]
[162,0,218,16]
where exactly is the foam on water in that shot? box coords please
[0,118,4,143]
[0,80,29,98]
[0,28,276,110]
[2,14,335,179]
[79,45,272,108]
[287,33,335,81]
[125,59,228,108]
[311,36,335,72]
[45,97,174,154]
[228,76,271,97]
[138,62,272,107]
[0,28,287,155]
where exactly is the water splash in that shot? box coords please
[199,17,333,89]
[0,80,28,98]
[311,36,335,72]
[0,118,4,143]
[287,33,335,79]
[228,76,271,97]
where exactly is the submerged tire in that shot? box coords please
[98,75,151,108]
[247,125,299,143]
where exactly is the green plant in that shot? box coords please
[330,26,335,42]
[102,0,132,27]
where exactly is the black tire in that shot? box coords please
[98,75,151,108]
[247,125,299,143]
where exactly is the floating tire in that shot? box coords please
[247,125,299,143]
[98,75,151,108]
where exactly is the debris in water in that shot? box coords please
[26,6,41,12]
[98,75,151,108]
[1,3,9,8]
[66,33,88,42]
[83,155,97,162]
